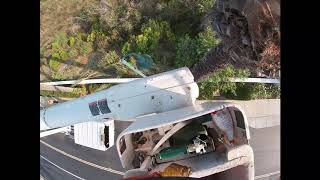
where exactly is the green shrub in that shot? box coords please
[50,32,94,62]
[175,35,198,67]
[42,0,219,80]
[82,0,141,47]
[199,65,250,99]
[250,84,280,99]
[197,0,215,14]
[121,19,175,62]
[221,82,280,100]
[52,71,66,80]
[49,59,60,71]
[40,90,82,98]
[97,51,120,68]
[79,42,93,55]
[69,36,75,47]
[72,86,87,95]
[176,26,220,67]
[196,26,220,56]
[54,32,69,47]
[94,84,113,92]
[68,49,78,57]
[93,31,109,50]
[50,33,71,61]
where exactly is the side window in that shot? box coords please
[89,102,100,116]
[234,110,245,129]
[98,99,111,114]
[89,99,111,116]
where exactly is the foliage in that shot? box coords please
[121,19,175,63]
[197,0,215,14]
[94,84,114,92]
[41,0,218,81]
[97,51,120,68]
[41,85,87,98]
[196,26,220,56]
[250,84,280,99]
[50,33,69,61]
[175,35,198,67]
[52,71,66,80]
[40,0,96,48]
[176,26,220,67]
[82,0,142,46]
[199,66,250,99]
[223,83,280,100]
[49,59,60,71]
[40,89,83,98]
[72,86,87,96]
[48,32,93,72]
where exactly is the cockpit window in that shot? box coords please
[89,99,111,116]
[89,102,100,116]
[98,99,111,114]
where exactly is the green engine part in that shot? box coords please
[169,121,207,146]
[159,146,187,160]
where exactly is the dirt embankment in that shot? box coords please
[191,0,280,82]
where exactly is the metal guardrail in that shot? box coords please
[229,78,280,84]
[40,77,280,86]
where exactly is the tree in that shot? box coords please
[176,26,220,67]
[122,19,175,63]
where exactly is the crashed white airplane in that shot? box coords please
[40,67,254,180]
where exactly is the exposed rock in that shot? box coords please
[191,0,280,81]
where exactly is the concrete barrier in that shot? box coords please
[199,99,280,129]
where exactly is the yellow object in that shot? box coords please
[160,163,191,177]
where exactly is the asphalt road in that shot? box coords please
[40,120,280,180]
[40,121,130,180]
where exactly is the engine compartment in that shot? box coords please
[117,103,250,178]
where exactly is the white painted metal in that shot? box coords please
[39,68,256,179]
[74,120,114,151]
[40,78,139,86]
[40,126,70,138]
[40,77,280,87]
[230,78,280,84]
[40,68,198,130]
[40,110,50,130]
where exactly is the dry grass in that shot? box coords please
[40,0,96,49]
[259,40,280,74]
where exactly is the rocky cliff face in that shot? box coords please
[192,0,280,82]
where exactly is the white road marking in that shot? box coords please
[40,140,125,175]
[41,140,279,179]
[255,171,280,179]
[40,155,86,180]
[40,175,45,180]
